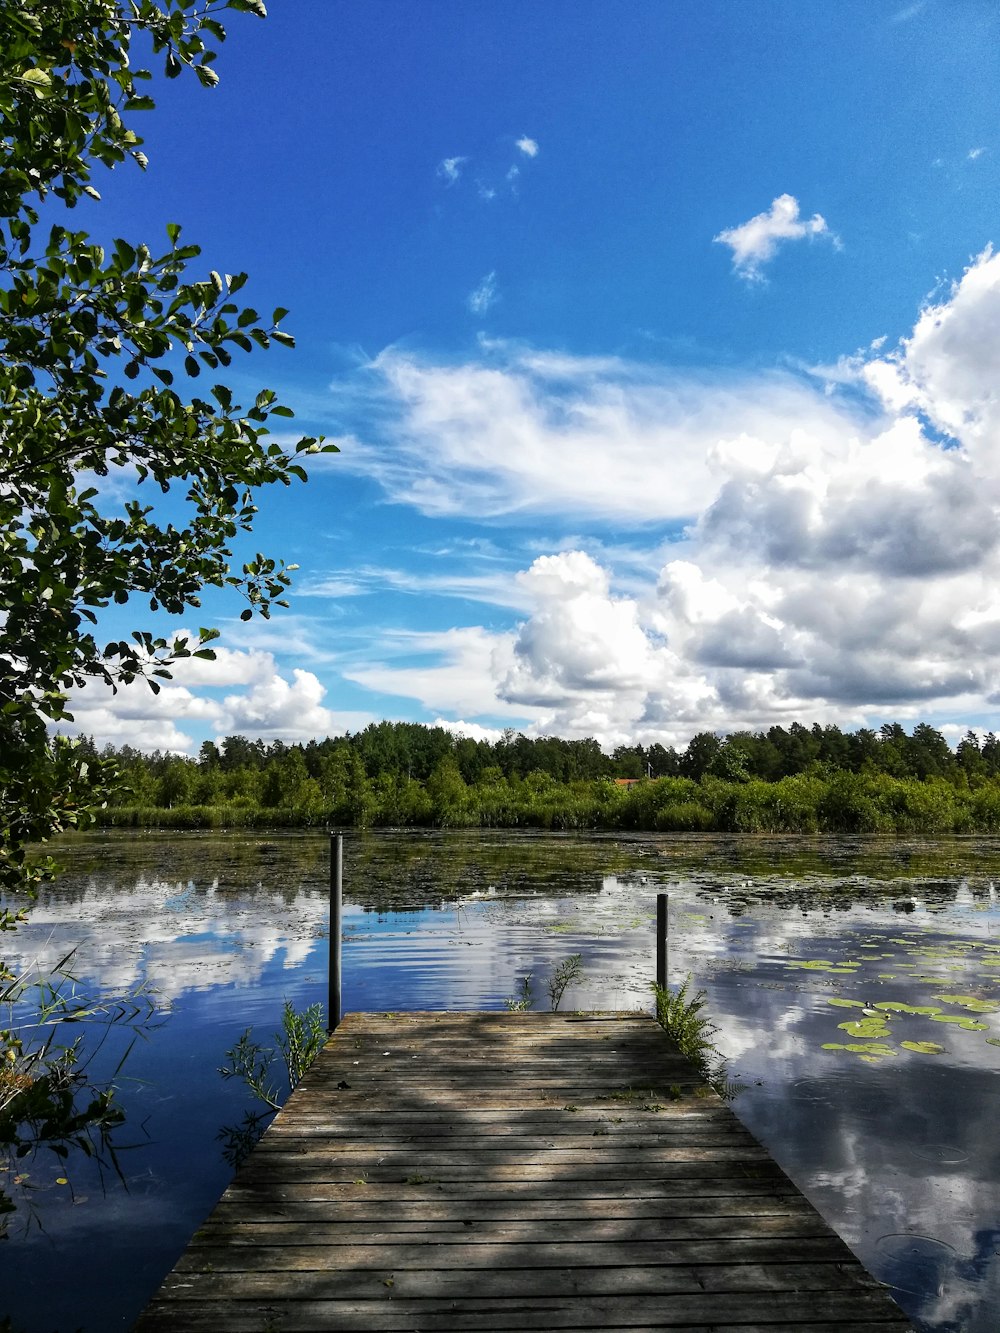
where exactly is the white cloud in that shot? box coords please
[60,639,372,752]
[468,270,499,315]
[432,717,507,744]
[437,155,466,185]
[69,249,1000,751]
[714,193,835,282]
[329,249,1000,743]
[342,344,856,523]
[345,626,524,719]
[437,136,538,203]
[968,147,986,161]
[862,246,1000,447]
[890,1,926,20]
[218,666,334,739]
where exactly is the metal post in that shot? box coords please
[656,891,668,991]
[328,833,343,1032]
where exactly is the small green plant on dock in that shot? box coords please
[652,977,737,1098]
[217,1000,325,1168]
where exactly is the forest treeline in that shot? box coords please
[79,720,1000,835]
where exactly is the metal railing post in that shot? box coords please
[328,833,343,1032]
[656,891,668,991]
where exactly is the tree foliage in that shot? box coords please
[0,0,335,899]
[0,0,333,1227]
[79,717,1000,835]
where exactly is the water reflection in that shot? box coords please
[4,829,1000,1331]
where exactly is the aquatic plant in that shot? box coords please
[547,954,584,1011]
[0,949,155,1235]
[217,1000,325,1167]
[503,954,585,1012]
[504,974,534,1011]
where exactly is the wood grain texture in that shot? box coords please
[134,1012,913,1332]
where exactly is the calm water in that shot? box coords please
[5,829,1000,1331]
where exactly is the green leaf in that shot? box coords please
[935,994,1000,1013]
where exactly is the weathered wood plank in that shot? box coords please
[135,1013,912,1332]
[170,1235,859,1274]
[223,1171,802,1202]
[210,1192,814,1224]
[184,1214,841,1249]
[141,1258,883,1299]
[138,1289,908,1330]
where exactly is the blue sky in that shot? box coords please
[67,1,1000,754]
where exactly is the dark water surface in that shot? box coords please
[5,829,1000,1331]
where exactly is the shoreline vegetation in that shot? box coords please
[76,719,1000,835]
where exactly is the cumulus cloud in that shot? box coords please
[331,249,1000,743]
[61,639,371,752]
[467,270,498,315]
[714,193,835,281]
[861,246,1000,446]
[432,717,507,744]
[516,136,539,158]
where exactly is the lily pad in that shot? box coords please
[874,1002,942,1015]
[828,998,867,1009]
[935,994,1000,1013]
[928,1014,989,1031]
[789,959,861,973]
[900,1041,946,1055]
[838,1017,893,1039]
[822,1042,896,1057]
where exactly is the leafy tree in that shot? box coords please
[679,731,722,779]
[906,723,952,781]
[1,0,334,900]
[1,0,333,1226]
[956,729,984,779]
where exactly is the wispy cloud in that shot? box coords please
[468,270,499,315]
[299,563,531,613]
[890,1,926,21]
[714,193,836,282]
[437,136,540,201]
[341,343,857,524]
[968,147,987,161]
[437,155,466,185]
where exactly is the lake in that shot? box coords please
[4,828,1000,1332]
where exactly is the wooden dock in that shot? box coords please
[135,1011,912,1331]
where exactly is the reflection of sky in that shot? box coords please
[5,831,1000,1332]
